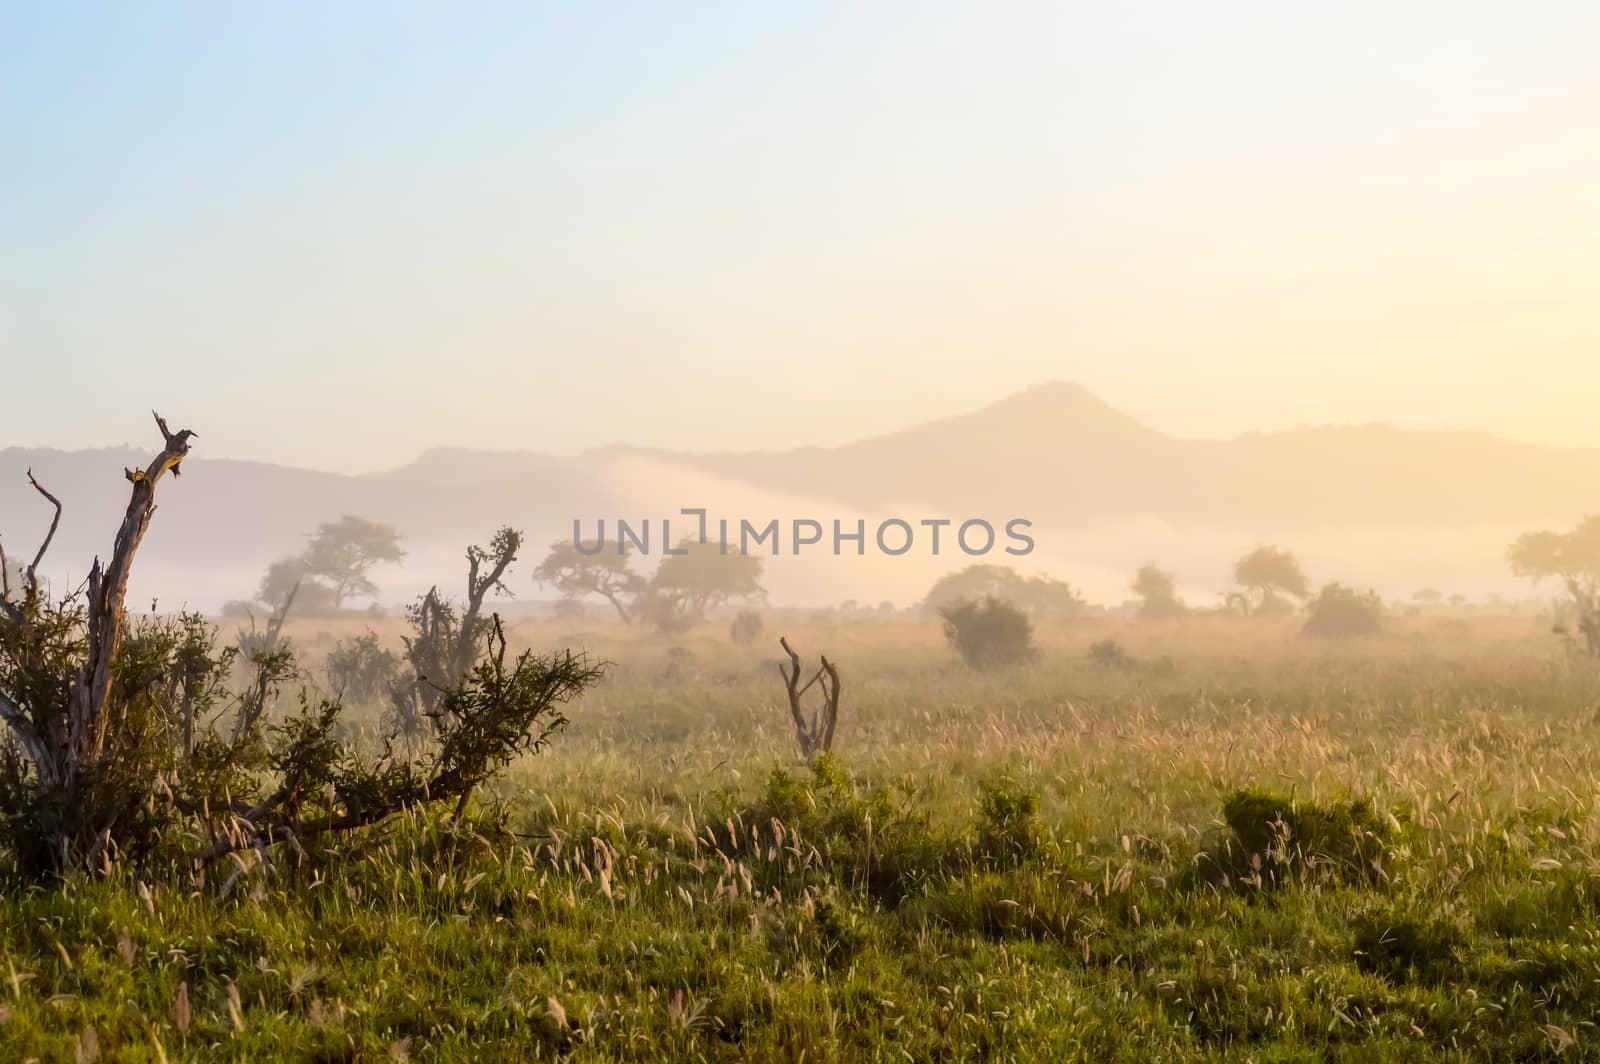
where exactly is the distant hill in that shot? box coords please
[3,383,1593,608]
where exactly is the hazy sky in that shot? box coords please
[4,2,1598,471]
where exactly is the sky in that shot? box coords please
[3,1,1598,472]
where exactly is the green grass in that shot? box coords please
[3,611,1600,1060]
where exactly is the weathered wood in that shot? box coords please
[777,636,841,761]
[68,412,195,777]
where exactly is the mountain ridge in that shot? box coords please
[1,382,1591,606]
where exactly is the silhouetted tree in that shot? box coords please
[643,539,765,632]
[256,555,337,617]
[301,515,404,608]
[532,540,646,623]
[1508,517,1600,655]
[1131,564,1186,620]
[924,564,1085,618]
[1232,545,1311,616]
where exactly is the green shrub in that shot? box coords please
[939,596,1036,670]
[975,776,1043,864]
[1192,788,1404,889]
[1088,638,1132,669]
[1353,907,1463,984]
[1301,583,1384,637]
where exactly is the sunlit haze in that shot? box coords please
[5,2,1599,471]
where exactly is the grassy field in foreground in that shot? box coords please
[3,611,1600,1061]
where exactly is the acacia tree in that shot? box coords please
[0,417,600,880]
[532,540,646,623]
[256,556,337,617]
[641,539,765,632]
[301,515,404,608]
[1508,518,1600,655]
[923,564,1085,618]
[1231,545,1311,617]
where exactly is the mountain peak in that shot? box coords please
[965,381,1158,438]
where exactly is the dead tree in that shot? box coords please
[393,527,523,737]
[0,412,195,870]
[777,636,841,761]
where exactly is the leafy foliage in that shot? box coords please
[325,632,401,704]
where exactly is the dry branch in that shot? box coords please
[778,636,841,761]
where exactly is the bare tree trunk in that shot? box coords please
[777,636,841,761]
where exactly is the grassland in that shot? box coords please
[2,609,1599,1061]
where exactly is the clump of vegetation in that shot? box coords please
[390,526,524,739]
[1353,906,1464,984]
[0,418,601,880]
[939,596,1035,669]
[729,608,763,644]
[1301,582,1384,637]
[324,631,400,703]
[1198,788,1403,889]
[1088,637,1132,669]
[974,776,1043,864]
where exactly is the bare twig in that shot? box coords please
[24,469,62,594]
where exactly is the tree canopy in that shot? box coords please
[301,515,405,607]
[1508,516,1600,655]
[923,564,1085,618]
[644,539,765,630]
[533,540,647,623]
[1232,545,1311,616]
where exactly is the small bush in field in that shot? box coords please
[940,596,1035,670]
[1353,907,1463,984]
[1204,788,1402,888]
[1088,638,1132,669]
[976,777,1042,863]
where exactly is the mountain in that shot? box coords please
[598,381,1600,527]
[3,383,1594,607]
